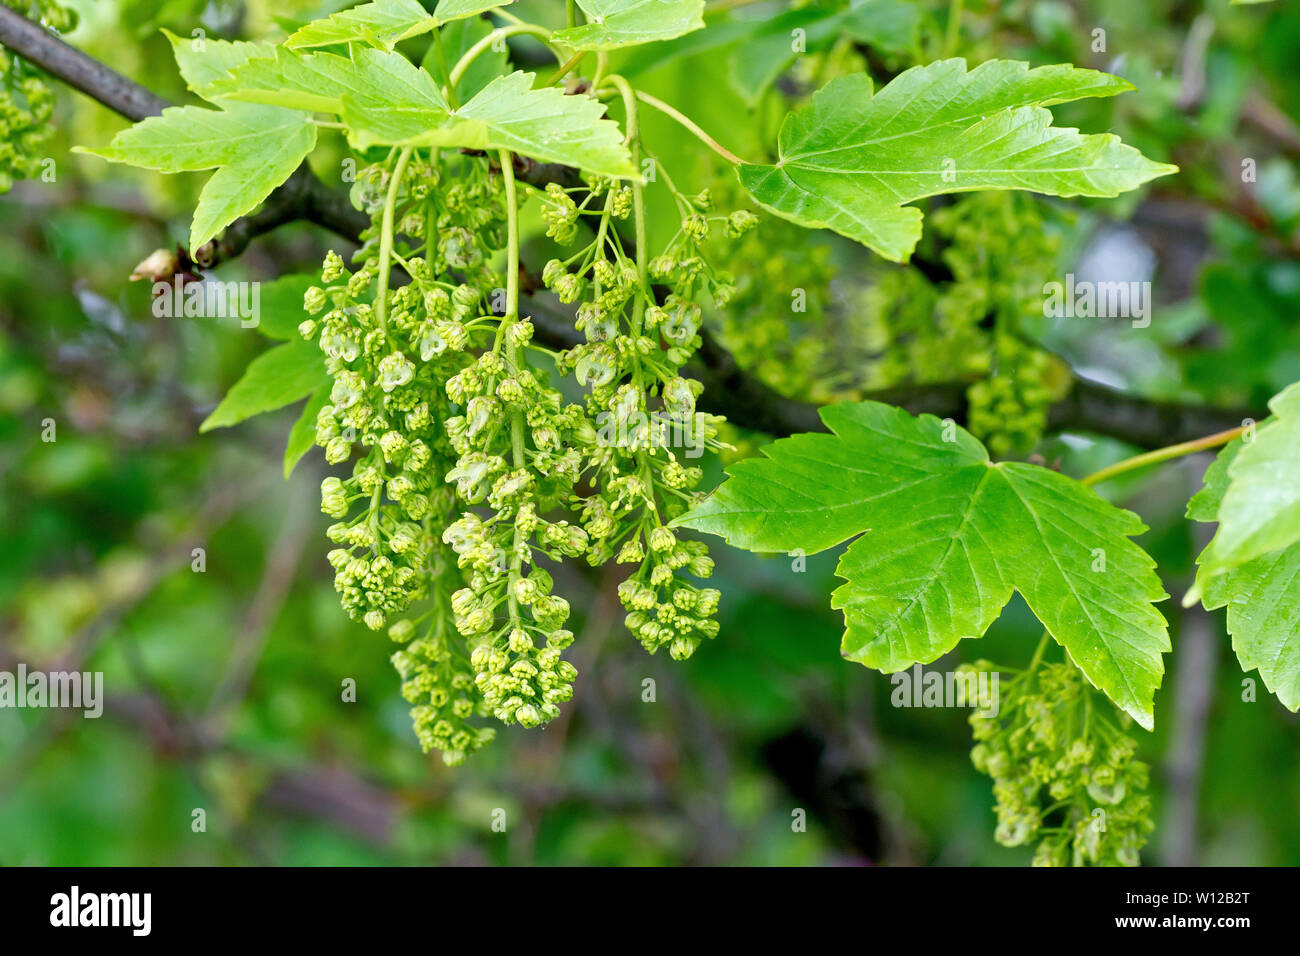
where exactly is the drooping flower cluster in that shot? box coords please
[436,323,592,730]
[304,242,470,630]
[301,152,518,762]
[965,659,1154,866]
[539,176,740,659]
[297,134,742,760]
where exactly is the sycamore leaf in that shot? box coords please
[1201,548,1300,711]
[163,29,274,102]
[285,387,330,478]
[675,401,1170,728]
[1184,425,1300,711]
[338,47,453,143]
[738,59,1177,261]
[1187,382,1300,597]
[207,47,373,114]
[75,102,316,254]
[200,339,329,432]
[286,0,511,50]
[552,0,705,51]
[344,61,636,178]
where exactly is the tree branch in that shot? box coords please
[4,4,1267,448]
[0,4,368,258]
[0,5,166,120]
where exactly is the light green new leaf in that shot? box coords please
[344,61,636,178]
[738,59,1177,261]
[200,339,329,432]
[1188,382,1300,595]
[553,0,705,51]
[76,102,316,254]
[208,47,372,114]
[163,29,274,102]
[285,387,331,478]
[1194,544,1300,712]
[675,401,1170,728]
[1184,428,1300,711]
[286,0,510,50]
[340,47,453,144]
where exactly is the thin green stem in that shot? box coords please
[375,146,414,334]
[632,89,747,165]
[1025,631,1050,678]
[606,76,647,332]
[448,24,561,90]
[499,148,526,620]
[547,48,586,85]
[1080,424,1247,487]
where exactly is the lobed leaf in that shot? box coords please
[285,0,508,51]
[1188,382,1300,594]
[75,102,316,254]
[552,0,705,51]
[676,401,1170,728]
[738,59,1176,261]
[1185,423,1300,712]
[163,29,274,102]
[344,62,636,178]
[207,46,374,114]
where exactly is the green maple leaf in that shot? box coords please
[200,338,329,433]
[206,46,373,114]
[1184,426,1300,711]
[219,46,634,177]
[1187,382,1300,597]
[552,0,705,51]
[285,0,510,50]
[1196,545,1300,712]
[162,29,274,101]
[75,101,316,255]
[675,401,1170,728]
[343,57,636,178]
[738,59,1177,261]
